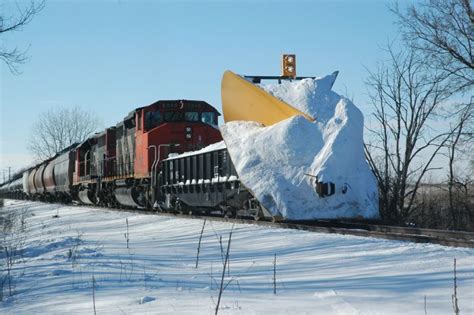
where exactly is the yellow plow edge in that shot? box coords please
[221,70,314,126]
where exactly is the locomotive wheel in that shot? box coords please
[223,210,231,219]
[253,207,264,221]
[175,200,187,215]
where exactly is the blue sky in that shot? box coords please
[1,0,401,175]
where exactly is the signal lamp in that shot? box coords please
[282,54,296,78]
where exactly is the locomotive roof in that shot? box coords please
[121,99,221,123]
[134,99,220,114]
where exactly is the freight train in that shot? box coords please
[1,59,380,221]
[0,99,270,219]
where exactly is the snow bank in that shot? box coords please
[2,200,473,315]
[220,74,379,220]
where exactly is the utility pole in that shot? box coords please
[8,166,11,181]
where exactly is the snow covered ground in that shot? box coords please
[1,199,473,314]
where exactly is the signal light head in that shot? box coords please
[282,54,296,78]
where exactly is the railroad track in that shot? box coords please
[95,205,474,249]
[6,199,474,248]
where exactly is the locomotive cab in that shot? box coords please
[133,100,222,179]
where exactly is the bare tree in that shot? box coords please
[0,1,45,74]
[28,106,99,161]
[364,45,459,223]
[445,97,474,229]
[393,0,474,92]
[444,99,473,229]
[391,1,473,228]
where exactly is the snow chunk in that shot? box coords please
[258,72,339,120]
[166,141,226,160]
[221,75,379,220]
[138,296,156,304]
[51,269,72,276]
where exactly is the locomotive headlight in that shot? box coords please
[185,126,192,139]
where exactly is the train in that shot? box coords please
[0,99,270,219]
[1,59,380,221]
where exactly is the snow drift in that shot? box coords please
[220,74,379,220]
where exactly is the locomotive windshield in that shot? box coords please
[185,112,199,122]
[145,111,163,130]
[163,111,184,122]
[201,112,217,126]
[144,110,217,130]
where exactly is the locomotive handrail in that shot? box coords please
[77,157,134,181]
[148,145,158,187]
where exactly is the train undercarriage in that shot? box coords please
[61,170,274,221]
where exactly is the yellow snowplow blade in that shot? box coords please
[221,71,314,126]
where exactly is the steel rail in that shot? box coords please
[90,205,474,249]
[4,199,474,248]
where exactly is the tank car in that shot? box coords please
[0,178,24,199]
[18,144,78,202]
